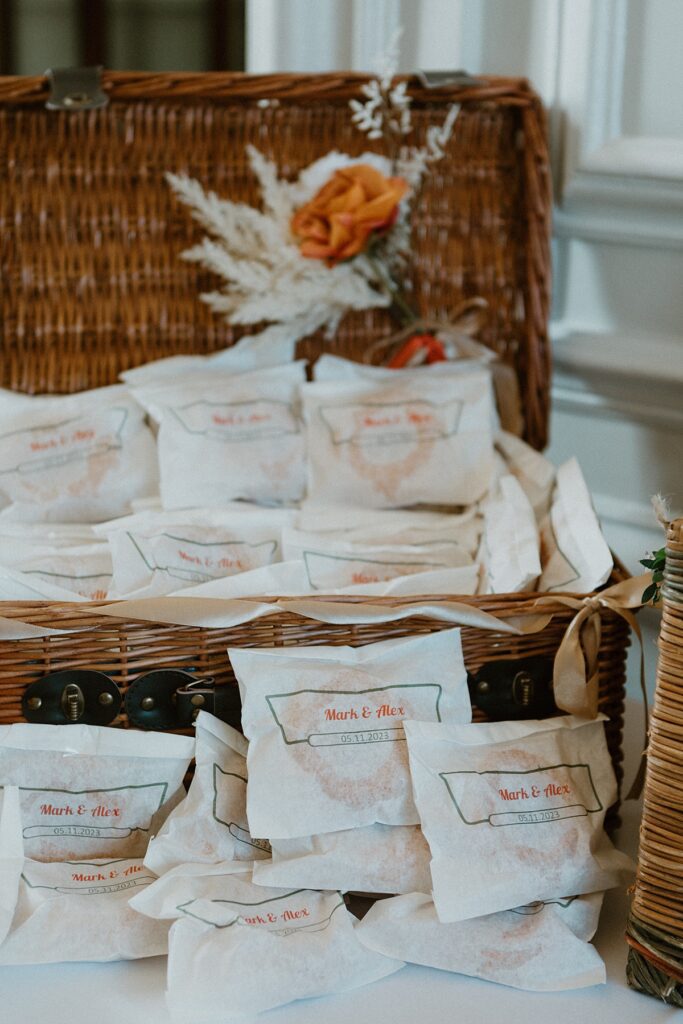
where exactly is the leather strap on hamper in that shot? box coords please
[22,670,122,725]
[125,671,242,732]
[21,668,242,731]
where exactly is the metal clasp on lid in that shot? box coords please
[61,682,85,721]
[468,656,557,720]
[417,70,485,89]
[124,670,243,731]
[175,676,216,721]
[23,670,121,725]
[46,66,109,111]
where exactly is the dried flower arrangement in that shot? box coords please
[166,30,459,353]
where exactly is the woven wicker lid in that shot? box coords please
[0,71,552,448]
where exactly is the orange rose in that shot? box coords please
[291,164,408,265]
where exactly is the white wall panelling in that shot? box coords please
[553,0,683,249]
[246,0,463,73]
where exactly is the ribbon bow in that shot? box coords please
[537,572,651,799]
[362,299,493,367]
[362,299,524,436]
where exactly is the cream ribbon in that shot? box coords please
[536,572,650,799]
[0,615,78,640]
[362,299,493,366]
[91,595,552,635]
[536,573,649,718]
[361,301,524,436]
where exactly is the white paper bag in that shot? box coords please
[0,522,101,562]
[478,475,541,594]
[145,712,270,876]
[302,369,496,508]
[130,863,403,1022]
[101,510,288,598]
[539,458,613,593]
[404,715,634,922]
[120,333,296,385]
[0,544,113,601]
[0,857,168,964]
[313,355,500,433]
[132,362,307,508]
[0,385,158,522]
[282,527,473,591]
[355,891,606,991]
[253,823,431,895]
[167,559,312,598]
[334,564,480,596]
[0,787,23,946]
[495,430,555,520]
[0,565,89,601]
[231,629,471,839]
[0,724,195,861]
[168,561,481,599]
[297,502,482,554]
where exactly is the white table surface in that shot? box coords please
[0,800,676,1024]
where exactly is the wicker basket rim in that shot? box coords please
[0,70,539,106]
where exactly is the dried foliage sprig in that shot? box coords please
[349,27,460,190]
[349,29,411,148]
[640,549,665,605]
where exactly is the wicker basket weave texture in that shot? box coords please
[627,518,683,1003]
[0,71,551,450]
[0,71,629,825]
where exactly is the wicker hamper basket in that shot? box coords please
[627,518,683,1001]
[0,71,631,815]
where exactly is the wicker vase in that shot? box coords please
[627,518,683,1003]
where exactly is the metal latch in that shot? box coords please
[125,670,242,732]
[46,66,109,111]
[22,670,121,725]
[417,70,485,89]
[175,677,242,731]
[468,656,557,720]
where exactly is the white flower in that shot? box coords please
[349,28,413,143]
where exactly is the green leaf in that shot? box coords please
[642,583,658,604]
[640,558,655,569]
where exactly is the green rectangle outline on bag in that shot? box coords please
[266,683,443,745]
[438,762,603,827]
[170,399,300,442]
[176,891,345,933]
[318,398,464,447]
[0,406,129,475]
[128,531,278,581]
[301,549,449,589]
[510,896,578,917]
[19,781,169,840]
